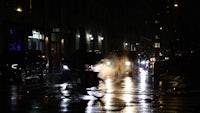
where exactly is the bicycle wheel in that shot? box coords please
[90,78,106,98]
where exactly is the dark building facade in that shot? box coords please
[0,0,63,72]
[0,0,108,72]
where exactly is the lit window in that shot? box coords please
[16,7,22,12]
[124,43,128,46]
[155,35,159,39]
[90,37,94,40]
[100,36,104,41]
[174,3,178,7]
[155,20,159,24]
[136,43,140,45]
[154,42,160,48]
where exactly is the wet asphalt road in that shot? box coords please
[1,68,200,113]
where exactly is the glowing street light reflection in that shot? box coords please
[122,77,134,103]
[139,67,148,92]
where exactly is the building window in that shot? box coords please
[154,42,160,48]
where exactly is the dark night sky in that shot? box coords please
[21,0,200,46]
[60,0,200,39]
[4,0,199,42]
[38,0,138,49]
[60,0,149,38]
[57,0,200,50]
[1,0,199,51]
[2,0,199,40]
[175,1,200,43]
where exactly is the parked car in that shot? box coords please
[0,50,48,83]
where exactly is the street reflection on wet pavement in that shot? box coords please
[1,68,200,113]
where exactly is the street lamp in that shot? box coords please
[16,7,22,13]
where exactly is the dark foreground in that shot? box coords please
[0,70,200,113]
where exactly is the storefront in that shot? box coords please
[28,30,45,51]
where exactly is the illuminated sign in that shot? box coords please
[28,30,44,40]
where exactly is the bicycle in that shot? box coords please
[63,70,106,99]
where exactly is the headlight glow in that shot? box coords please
[140,60,146,65]
[42,55,46,58]
[63,65,70,70]
[125,61,131,66]
[106,60,111,66]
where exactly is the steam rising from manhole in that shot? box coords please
[93,53,137,85]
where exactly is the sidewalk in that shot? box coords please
[155,72,200,95]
